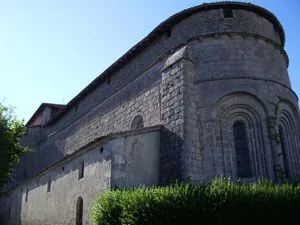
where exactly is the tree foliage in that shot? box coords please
[0,102,29,195]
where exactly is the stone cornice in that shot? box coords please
[195,77,298,101]
[189,32,289,67]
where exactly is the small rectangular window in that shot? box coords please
[165,28,171,38]
[223,8,233,18]
[25,189,29,202]
[9,203,11,218]
[78,161,84,180]
[106,77,111,84]
[47,178,51,192]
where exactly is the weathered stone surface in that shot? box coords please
[0,129,160,225]
[1,2,299,225]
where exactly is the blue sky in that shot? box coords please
[1,0,299,122]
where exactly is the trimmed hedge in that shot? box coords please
[91,178,300,225]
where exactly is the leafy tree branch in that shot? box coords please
[0,102,29,196]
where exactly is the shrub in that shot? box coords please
[91,178,300,225]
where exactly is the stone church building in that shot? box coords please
[1,2,300,225]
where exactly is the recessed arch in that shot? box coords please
[277,98,300,122]
[277,101,300,178]
[210,92,270,179]
[211,91,268,121]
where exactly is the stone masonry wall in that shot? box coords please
[160,47,185,184]
[1,141,111,225]
[44,7,282,140]
[0,129,160,225]
[2,5,299,225]
[183,34,300,182]
[13,61,163,185]
[47,7,281,136]
[13,7,285,186]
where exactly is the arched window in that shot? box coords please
[76,197,83,225]
[233,121,252,178]
[131,115,144,130]
[279,126,289,178]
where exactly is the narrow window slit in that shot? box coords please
[25,188,29,202]
[100,146,104,154]
[223,8,233,18]
[47,178,51,192]
[78,161,84,180]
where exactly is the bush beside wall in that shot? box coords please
[91,179,300,225]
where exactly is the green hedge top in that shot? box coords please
[91,178,300,225]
